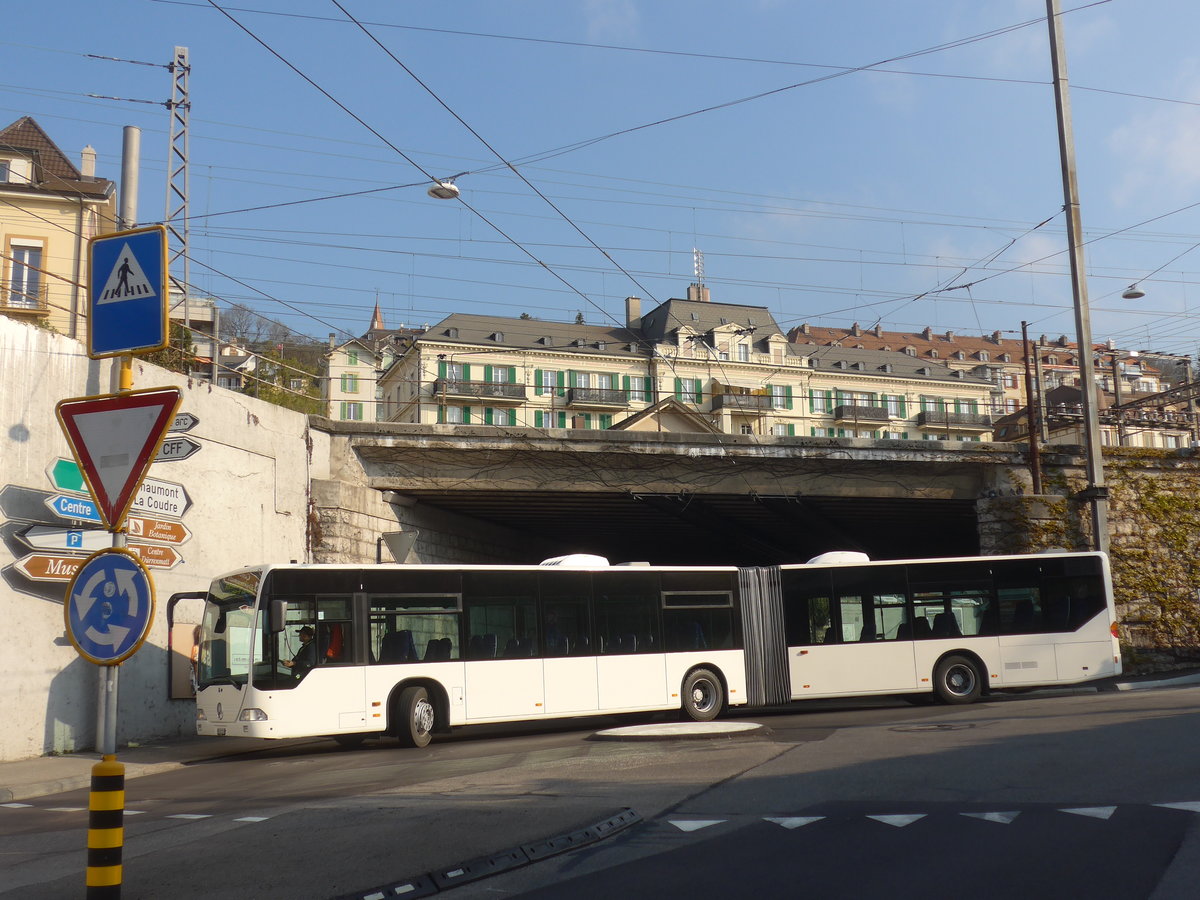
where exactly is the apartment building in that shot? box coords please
[378,285,996,441]
[0,117,117,339]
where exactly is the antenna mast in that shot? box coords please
[165,46,191,329]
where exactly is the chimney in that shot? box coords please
[801,323,811,335]
[625,295,642,329]
[922,326,933,341]
[686,283,710,303]
[80,146,97,178]
[991,330,1002,344]
[945,330,954,342]
[329,332,336,349]
[874,323,883,337]
[851,322,861,336]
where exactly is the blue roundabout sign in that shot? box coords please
[64,548,156,665]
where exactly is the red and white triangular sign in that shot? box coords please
[56,388,182,529]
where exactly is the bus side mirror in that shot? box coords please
[269,598,288,633]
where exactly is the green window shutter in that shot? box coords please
[484,407,494,425]
[483,365,493,382]
[622,374,630,393]
[534,410,543,428]
[462,406,471,424]
[600,414,613,429]
[568,370,578,388]
[809,390,817,413]
[674,377,683,400]
[556,371,565,396]
[462,364,472,381]
[644,376,653,399]
[508,366,517,383]
[787,424,795,436]
[507,408,517,426]
[902,432,909,440]
[899,398,908,417]
[810,427,818,436]
[437,406,445,424]
[557,411,567,428]
[534,369,543,396]
[339,401,347,418]
[785,385,793,409]
[694,378,703,402]
[437,360,447,379]
[582,413,592,429]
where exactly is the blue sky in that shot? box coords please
[7,0,1200,356]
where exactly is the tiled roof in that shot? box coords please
[419,312,645,357]
[0,115,114,199]
[806,345,993,385]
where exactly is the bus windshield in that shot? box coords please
[197,571,264,689]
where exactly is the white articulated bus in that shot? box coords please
[189,551,1121,748]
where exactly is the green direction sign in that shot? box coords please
[47,458,87,495]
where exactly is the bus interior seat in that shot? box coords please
[619,633,637,653]
[545,633,569,656]
[380,630,415,664]
[425,637,452,661]
[859,621,877,642]
[894,621,911,640]
[688,620,707,649]
[469,634,499,658]
[823,627,837,644]
[932,613,961,637]
[912,618,932,639]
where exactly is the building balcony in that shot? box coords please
[434,379,526,403]
[832,404,891,425]
[917,410,993,432]
[712,393,774,415]
[0,282,49,316]
[566,387,629,409]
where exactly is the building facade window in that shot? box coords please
[340,373,359,393]
[6,239,43,308]
[347,350,359,365]
[340,401,364,421]
[737,344,750,362]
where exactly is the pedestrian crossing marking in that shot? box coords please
[1061,806,1116,820]
[96,243,156,305]
[1,803,32,808]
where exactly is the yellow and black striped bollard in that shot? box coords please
[86,755,125,898]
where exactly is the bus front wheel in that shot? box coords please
[933,655,981,704]
[396,686,435,748]
[681,668,724,722]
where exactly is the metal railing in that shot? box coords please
[917,410,993,429]
[712,393,774,413]
[566,387,629,408]
[435,379,527,401]
[831,404,891,424]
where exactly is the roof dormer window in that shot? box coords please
[490,331,504,342]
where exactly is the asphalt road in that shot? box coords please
[4,687,1200,899]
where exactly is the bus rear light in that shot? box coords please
[1111,622,1120,638]
[238,708,269,722]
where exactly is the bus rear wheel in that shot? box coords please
[681,668,724,722]
[933,655,981,704]
[396,686,435,748]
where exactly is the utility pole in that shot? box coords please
[1046,0,1108,555]
[1022,322,1043,494]
[165,47,191,332]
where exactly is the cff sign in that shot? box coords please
[154,435,201,463]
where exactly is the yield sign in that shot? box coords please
[55,387,182,529]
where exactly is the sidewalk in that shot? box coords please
[5,670,1200,803]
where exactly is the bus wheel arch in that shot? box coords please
[387,678,449,747]
[932,652,986,704]
[680,665,727,722]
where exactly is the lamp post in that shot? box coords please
[1046,0,1109,555]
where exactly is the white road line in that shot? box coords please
[1061,806,1117,820]
[0,803,32,808]
[233,816,272,822]
[764,816,824,829]
[669,819,725,832]
[866,814,927,827]
[167,814,213,820]
[962,812,1020,824]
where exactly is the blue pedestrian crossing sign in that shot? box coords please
[88,225,168,359]
[64,548,156,665]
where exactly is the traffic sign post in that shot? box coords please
[87,225,168,359]
[56,388,183,530]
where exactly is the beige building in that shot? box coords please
[324,303,425,422]
[0,117,117,340]
[379,286,996,441]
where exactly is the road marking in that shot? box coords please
[167,813,213,820]
[234,816,272,822]
[962,811,1020,824]
[1156,802,1200,813]
[669,819,725,832]
[0,803,32,808]
[764,816,824,829]
[867,814,926,827]
[1061,806,1116,820]
[46,807,85,812]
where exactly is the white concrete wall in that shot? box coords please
[0,317,311,760]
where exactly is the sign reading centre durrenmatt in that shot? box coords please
[88,224,168,359]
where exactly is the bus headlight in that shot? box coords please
[196,708,207,721]
[238,708,269,722]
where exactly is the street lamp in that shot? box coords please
[427,180,460,200]
[1122,283,1146,300]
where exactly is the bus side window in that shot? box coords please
[781,568,833,647]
